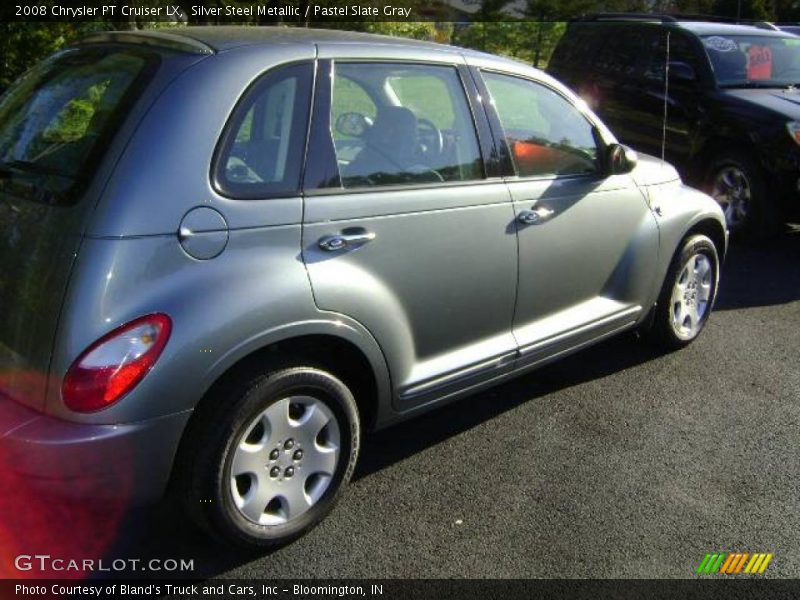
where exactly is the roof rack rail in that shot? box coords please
[669,13,779,30]
[572,12,779,31]
[79,31,215,55]
[572,13,678,23]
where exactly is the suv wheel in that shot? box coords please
[705,151,776,240]
[181,366,360,548]
[646,234,719,350]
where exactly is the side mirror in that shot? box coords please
[607,143,638,175]
[335,112,373,138]
[669,61,696,82]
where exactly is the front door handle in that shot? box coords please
[318,231,376,252]
[517,206,554,225]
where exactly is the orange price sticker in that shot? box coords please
[748,45,773,80]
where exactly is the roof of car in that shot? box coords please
[570,14,790,37]
[79,25,533,75]
[84,26,462,54]
[675,21,791,36]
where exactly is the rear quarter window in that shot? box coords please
[213,63,313,199]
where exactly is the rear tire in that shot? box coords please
[180,366,360,549]
[646,234,720,351]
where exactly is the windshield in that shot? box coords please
[0,46,155,204]
[702,34,800,88]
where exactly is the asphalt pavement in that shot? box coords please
[98,224,800,579]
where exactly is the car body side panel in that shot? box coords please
[644,180,728,304]
[50,228,392,425]
[304,184,519,412]
[508,173,660,359]
[467,58,662,358]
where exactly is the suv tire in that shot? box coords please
[705,150,777,241]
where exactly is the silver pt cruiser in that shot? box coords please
[0,27,726,548]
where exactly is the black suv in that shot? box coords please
[549,14,800,239]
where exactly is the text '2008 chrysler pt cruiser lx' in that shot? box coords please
[0,27,726,548]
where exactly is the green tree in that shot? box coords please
[327,21,438,40]
[712,0,776,19]
[672,0,717,13]
[0,22,109,88]
[774,0,800,20]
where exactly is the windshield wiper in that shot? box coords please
[720,82,790,89]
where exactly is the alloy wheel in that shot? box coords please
[670,253,713,340]
[711,166,751,230]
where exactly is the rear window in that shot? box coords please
[0,46,156,205]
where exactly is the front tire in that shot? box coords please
[647,234,720,350]
[181,366,360,549]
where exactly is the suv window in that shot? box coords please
[215,63,312,199]
[549,25,598,72]
[331,63,483,188]
[595,27,646,77]
[482,72,599,178]
[0,46,156,204]
[644,32,702,83]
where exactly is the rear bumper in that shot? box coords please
[0,395,191,506]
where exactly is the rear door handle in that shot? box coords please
[318,231,376,252]
[517,206,554,225]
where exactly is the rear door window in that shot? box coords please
[0,46,156,204]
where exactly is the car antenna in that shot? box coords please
[661,31,671,166]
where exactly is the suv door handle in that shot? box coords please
[517,207,554,225]
[318,231,376,252]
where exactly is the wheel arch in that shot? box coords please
[684,217,727,263]
[166,320,392,496]
[199,321,390,428]
[640,211,725,341]
[642,182,728,328]
[691,136,760,182]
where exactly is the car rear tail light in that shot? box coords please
[62,314,172,413]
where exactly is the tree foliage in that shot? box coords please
[0,22,108,88]
[3,0,800,91]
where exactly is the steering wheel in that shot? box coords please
[416,117,444,158]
